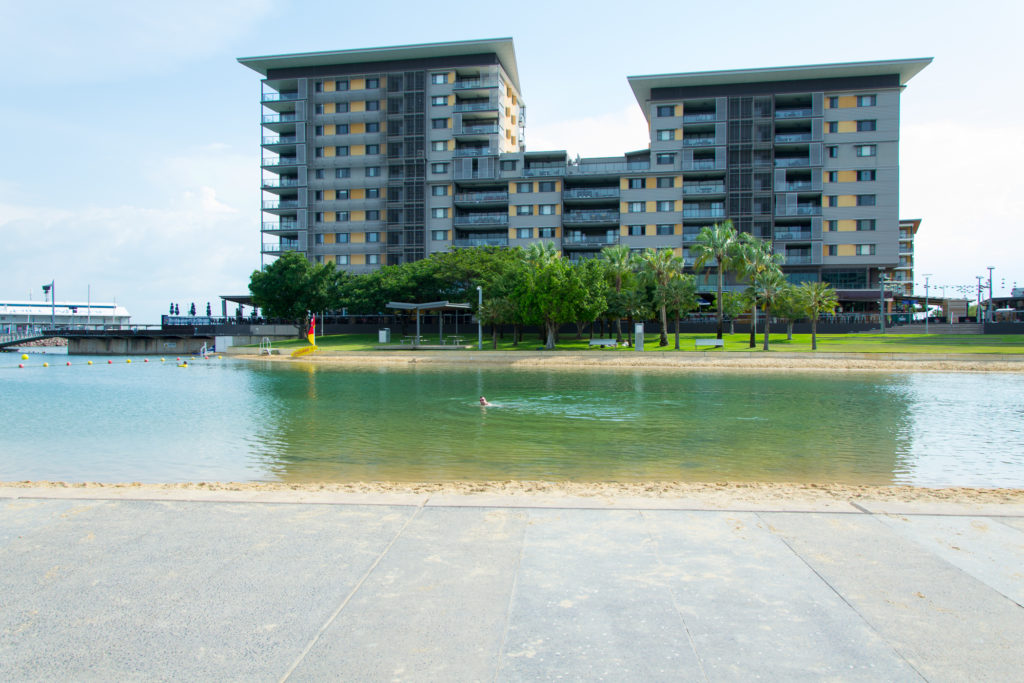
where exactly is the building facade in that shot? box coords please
[240,39,929,301]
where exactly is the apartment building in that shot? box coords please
[240,39,930,302]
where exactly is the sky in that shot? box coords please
[0,0,1020,322]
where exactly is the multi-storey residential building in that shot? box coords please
[240,39,929,306]
[892,218,921,296]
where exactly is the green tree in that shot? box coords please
[751,267,788,351]
[797,281,840,350]
[619,285,651,347]
[692,220,742,340]
[600,244,637,342]
[772,284,803,340]
[736,233,785,348]
[662,273,699,349]
[720,290,750,335]
[518,246,580,349]
[248,251,336,338]
[570,258,610,339]
[640,247,684,346]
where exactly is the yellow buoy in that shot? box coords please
[217,356,223,360]
[87,360,93,365]
[126,359,132,364]
[43,362,49,367]
[21,354,28,360]
[161,358,166,362]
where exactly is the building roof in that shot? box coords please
[0,301,130,317]
[628,58,933,119]
[239,37,522,95]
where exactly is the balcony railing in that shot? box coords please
[453,237,508,247]
[262,113,299,124]
[775,133,812,143]
[562,187,619,200]
[782,181,814,191]
[563,236,619,246]
[683,137,716,146]
[453,147,496,157]
[454,101,496,112]
[682,112,716,122]
[688,160,717,170]
[262,157,298,166]
[262,135,297,145]
[777,205,821,216]
[682,183,725,195]
[262,242,299,253]
[456,124,499,135]
[261,178,301,188]
[774,158,810,167]
[263,222,298,231]
[453,214,508,226]
[783,253,815,265]
[774,230,813,240]
[522,167,565,177]
[453,77,498,90]
[775,108,813,119]
[261,92,299,102]
[262,200,300,210]
[569,161,651,174]
[682,208,726,218]
[453,191,509,203]
[562,210,620,224]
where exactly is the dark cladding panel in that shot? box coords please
[651,74,901,100]
[267,53,500,80]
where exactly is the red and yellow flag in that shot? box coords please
[307,314,316,346]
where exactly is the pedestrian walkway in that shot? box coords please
[1,492,1022,681]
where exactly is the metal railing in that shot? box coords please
[453,237,508,247]
[682,208,726,218]
[261,177,301,188]
[562,187,619,200]
[568,161,651,174]
[563,236,619,246]
[262,113,300,124]
[262,157,298,166]
[454,102,496,112]
[775,133,812,143]
[262,222,298,231]
[782,181,814,191]
[775,108,813,119]
[453,77,498,89]
[687,160,717,170]
[562,210,620,224]
[682,183,725,195]
[454,191,509,203]
[456,124,499,135]
[777,205,821,216]
[683,137,716,146]
[682,112,716,122]
[261,92,299,102]
[774,158,810,167]
[262,200,300,210]
[262,136,298,145]
[774,230,813,240]
[262,243,300,253]
[453,214,508,226]
[453,147,496,157]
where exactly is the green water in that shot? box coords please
[2,352,1023,486]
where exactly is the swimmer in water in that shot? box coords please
[479,396,492,406]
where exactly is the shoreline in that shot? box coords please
[232,349,1024,373]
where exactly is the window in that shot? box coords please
[431,141,447,152]
[315,103,325,115]
[335,233,349,243]
[826,220,838,231]
[656,153,675,164]
[827,171,838,182]
[500,160,517,171]
[516,205,533,215]
[336,146,350,156]
[656,105,675,117]
[333,254,347,265]
[538,204,556,215]
[315,255,323,264]
[857,95,876,107]
[431,73,447,85]
[365,78,379,89]
[828,121,838,133]
[431,230,449,241]
[365,210,380,220]
[366,166,381,177]
[365,144,379,155]
[315,147,324,158]
[656,224,673,236]
[516,182,532,193]
[538,181,556,192]
[366,231,380,242]
[627,178,644,189]
[656,200,674,212]
[432,118,448,129]
[656,129,675,141]
[855,144,876,157]
[431,185,448,196]
[517,227,533,239]
[315,125,324,136]
[856,194,876,206]
[315,169,325,179]
[337,189,349,200]
[628,225,644,236]
[826,195,838,207]
[431,95,447,106]
[314,212,323,222]
[366,122,379,133]
[828,96,839,108]
[366,188,379,199]
[857,169,876,181]
[656,176,674,188]
[827,245,838,256]
[365,100,379,111]
[856,219,876,231]
[335,168,350,179]
[628,201,645,213]
[431,208,448,219]
[431,163,448,173]
[337,211,350,222]
[538,227,556,238]
[827,146,838,158]
[336,102,349,113]
[315,81,323,93]
[314,233,324,245]
[314,190,323,200]
[855,244,875,255]
[336,80,349,91]
[337,124,350,134]
[857,120,877,132]
[367,254,381,265]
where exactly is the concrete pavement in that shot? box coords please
[2,492,1022,681]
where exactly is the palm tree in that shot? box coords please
[736,234,784,348]
[692,220,741,340]
[663,273,698,349]
[600,244,636,342]
[525,240,559,267]
[797,281,839,350]
[640,248,684,346]
[752,267,787,351]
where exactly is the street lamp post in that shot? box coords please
[879,274,889,333]
[975,276,984,323]
[41,280,55,329]
[987,266,994,323]
[476,285,482,350]
[922,274,932,334]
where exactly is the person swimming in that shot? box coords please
[479,396,492,406]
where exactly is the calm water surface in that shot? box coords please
[2,351,1022,486]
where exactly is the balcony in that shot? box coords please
[782,181,814,191]
[775,108,813,119]
[682,112,716,123]
[262,242,299,254]
[261,91,299,103]
[782,253,820,265]
[775,133,812,143]
[453,213,508,226]
[682,207,725,218]
[687,159,717,171]
[453,147,496,157]
[683,137,717,146]
[454,101,497,113]
[562,210,620,225]
[682,182,725,195]
[262,157,298,167]
[522,167,565,177]
[263,222,298,232]
[563,235,619,248]
[567,161,650,175]
[456,124,499,135]
[262,135,298,145]
[774,230,813,241]
[453,191,508,204]
[774,157,810,168]
[262,199,300,210]
[453,237,508,247]
[262,113,300,124]
[562,187,619,200]
[453,77,498,90]
[777,205,821,216]
[261,177,301,188]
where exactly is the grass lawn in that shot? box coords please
[256,331,1024,355]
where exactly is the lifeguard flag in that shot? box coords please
[307,314,316,345]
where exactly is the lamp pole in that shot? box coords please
[922,273,932,334]
[986,266,994,323]
[476,285,482,350]
[975,276,984,323]
[879,274,888,333]
[41,280,55,329]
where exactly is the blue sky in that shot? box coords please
[1,0,1020,321]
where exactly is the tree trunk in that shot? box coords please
[716,266,724,339]
[545,320,557,349]
[627,316,633,345]
[674,313,681,350]
[491,325,498,349]
[762,305,771,351]
[659,305,668,346]
[615,316,623,343]
[786,321,793,340]
[512,324,520,346]
[811,318,818,351]
[748,303,757,348]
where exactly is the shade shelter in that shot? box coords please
[385,301,472,346]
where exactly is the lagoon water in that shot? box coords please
[2,350,1023,487]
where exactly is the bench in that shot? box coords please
[695,338,725,348]
[589,339,618,348]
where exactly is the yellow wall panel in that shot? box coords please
[352,145,365,156]
[645,178,654,189]
[325,211,336,222]
[838,220,857,231]
[508,228,517,239]
[673,247,683,256]
[447,139,455,151]
[351,101,365,113]
[351,78,365,90]
[555,204,561,215]
[838,120,856,133]
[674,200,682,211]
[508,206,517,217]
[324,81,335,93]
[675,104,683,117]
[646,201,656,213]
[673,224,682,235]
[325,255,335,264]
[509,182,517,194]
[351,253,365,265]
[324,233,335,244]
[326,190,336,200]
[351,188,365,200]
[838,195,856,208]
[554,227,562,238]
[620,225,629,236]
[620,201,628,213]
[838,170,857,183]
[325,103,336,114]
[351,122,365,134]
[673,176,682,187]
[837,244,856,256]
[620,178,629,190]
[324,147,335,157]
[447,94,455,106]
[352,210,365,222]
[325,124,336,135]
[554,181,562,191]
[838,95,858,108]
[351,232,365,244]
